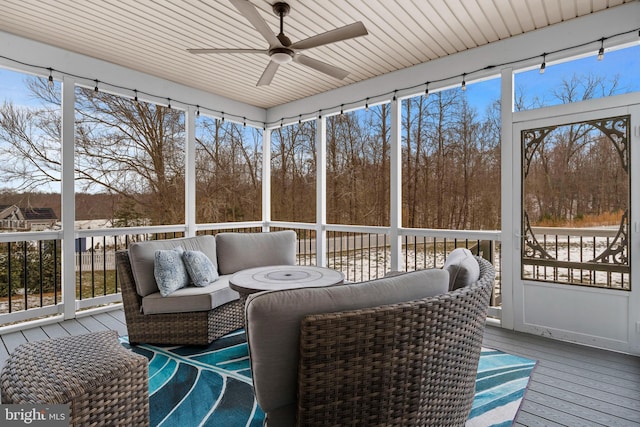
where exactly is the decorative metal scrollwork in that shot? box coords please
[590,116,629,173]
[589,209,628,265]
[522,126,556,179]
[522,212,555,260]
[521,115,630,289]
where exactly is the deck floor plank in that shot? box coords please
[40,322,73,339]
[75,315,111,333]
[108,309,126,324]
[533,370,640,412]
[90,312,128,336]
[21,327,49,343]
[58,319,92,336]
[1,310,639,426]
[1,331,27,361]
[514,400,605,427]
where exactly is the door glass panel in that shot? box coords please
[521,115,630,290]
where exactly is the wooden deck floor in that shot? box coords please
[1,308,638,426]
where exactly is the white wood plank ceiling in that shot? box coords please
[0,0,632,109]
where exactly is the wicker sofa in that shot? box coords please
[246,253,495,426]
[115,230,296,346]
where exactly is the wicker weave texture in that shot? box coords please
[116,251,244,346]
[296,257,495,427]
[0,330,149,427]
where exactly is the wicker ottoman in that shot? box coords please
[0,330,149,427]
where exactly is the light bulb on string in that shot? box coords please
[47,68,54,87]
[597,38,605,61]
[461,74,466,91]
[134,89,138,103]
[424,82,429,98]
[94,80,99,93]
[196,105,200,116]
[539,54,546,74]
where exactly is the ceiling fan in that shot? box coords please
[187,0,368,86]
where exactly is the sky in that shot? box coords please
[464,44,640,114]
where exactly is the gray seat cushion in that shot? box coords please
[216,230,296,275]
[245,268,449,420]
[142,275,238,314]
[443,248,480,291]
[129,235,218,297]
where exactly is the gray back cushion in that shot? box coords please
[128,235,218,297]
[443,247,480,291]
[215,230,296,275]
[245,268,449,417]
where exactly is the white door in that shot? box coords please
[507,96,640,355]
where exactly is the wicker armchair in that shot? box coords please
[247,256,495,427]
[116,251,244,346]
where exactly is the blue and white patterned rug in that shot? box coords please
[120,331,535,427]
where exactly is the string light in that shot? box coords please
[298,115,302,125]
[243,117,246,127]
[167,98,171,109]
[424,82,429,98]
[461,73,466,91]
[280,118,284,127]
[340,104,344,115]
[134,89,138,103]
[539,53,546,74]
[597,38,605,61]
[196,105,200,116]
[392,90,397,101]
[318,110,322,119]
[47,68,53,87]
[1,26,636,130]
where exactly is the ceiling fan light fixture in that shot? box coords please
[270,48,293,64]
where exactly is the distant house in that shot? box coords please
[0,205,58,231]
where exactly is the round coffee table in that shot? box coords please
[229,265,344,301]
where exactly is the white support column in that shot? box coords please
[184,106,196,237]
[262,128,271,232]
[389,98,403,272]
[500,67,515,329]
[316,117,327,267]
[61,76,76,320]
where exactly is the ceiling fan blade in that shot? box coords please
[187,48,267,54]
[230,0,280,47]
[290,22,368,50]
[257,61,280,86]
[293,54,349,80]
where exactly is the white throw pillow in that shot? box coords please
[443,248,480,291]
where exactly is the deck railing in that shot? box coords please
[523,226,629,290]
[0,222,505,328]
